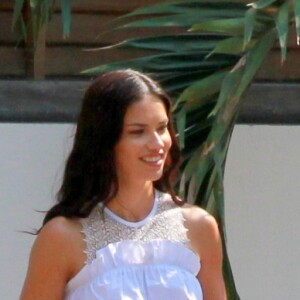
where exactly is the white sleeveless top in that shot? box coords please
[64,191,203,300]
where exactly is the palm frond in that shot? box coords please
[12,0,72,46]
[295,0,300,43]
[275,1,290,61]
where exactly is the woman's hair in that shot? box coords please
[43,69,181,226]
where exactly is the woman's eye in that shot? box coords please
[129,130,144,135]
[157,124,168,133]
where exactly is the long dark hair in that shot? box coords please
[43,69,181,226]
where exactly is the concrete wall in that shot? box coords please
[0,124,299,299]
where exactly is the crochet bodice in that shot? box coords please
[80,190,190,264]
[64,190,202,300]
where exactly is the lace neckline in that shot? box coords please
[103,190,159,228]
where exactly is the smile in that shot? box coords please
[141,156,163,163]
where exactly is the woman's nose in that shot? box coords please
[147,132,164,150]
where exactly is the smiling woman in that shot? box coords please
[19,69,226,300]
[114,95,172,190]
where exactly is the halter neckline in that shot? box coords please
[103,190,159,228]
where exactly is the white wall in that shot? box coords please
[0,124,299,299]
[0,124,74,300]
[225,125,300,300]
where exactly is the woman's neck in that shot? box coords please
[107,181,155,222]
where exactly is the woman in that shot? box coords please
[20,69,226,300]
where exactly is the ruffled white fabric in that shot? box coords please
[65,239,202,300]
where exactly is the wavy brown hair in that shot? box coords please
[43,69,181,226]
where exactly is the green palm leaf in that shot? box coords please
[61,0,72,37]
[244,7,257,46]
[275,1,290,61]
[12,0,72,46]
[124,1,247,18]
[190,18,247,35]
[252,0,277,9]
[101,34,227,53]
[12,0,25,29]
[295,0,300,41]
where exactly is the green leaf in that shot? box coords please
[19,17,27,40]
[30,0,39,8]
[120,15,188,29]
[190,18,246,35]
[275,1,290,62]
[221,223,241,300]
[121,13,224,29]
[183,118,214,140]
[236,29,277,98]
[204,124,234,214]
[207,37,246,57]
[124,1,183,16]
[82,52,239,75]
[210,179,223,226]
[193,155,212,199]
[204,167,217,209]
[120,2,247,29]
[181,138,215,198]
[207,120,226,144]
[213,143,224,194]
[210,63,245,117]
[204,122,234,216]
[174,71,227,111]
[251,0,278,9]
[160,71,215,96]
[180,153,198,186]
[12,0,25,29]
[107,34,225,53]
[61,0,72,38]
[181,143,211,184]
[125,1,247,18]
[204,122,234,206]
[244,7,256,47]
[294,0,300,44]
[176,107,187,149]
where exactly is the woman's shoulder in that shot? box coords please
[182,202,215,221]
[38,216,85,256]
[182,203,219,233]
[32,216,85,279]
[160,192,220,245]
[38,216,82,243]
[181,203,221,254]
[20,217,86,298]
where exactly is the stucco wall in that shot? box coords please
[0,124,299,299]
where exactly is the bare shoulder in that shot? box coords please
[20,217,85,299]
[182,203,219,234]
[31,216,85,279]
[182,204,221,255]
[36,216,82,250]
[39,216,81,238]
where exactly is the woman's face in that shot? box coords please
[114,94,172,185]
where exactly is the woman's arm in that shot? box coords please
[19,217,84,300]
[184,206,227,300]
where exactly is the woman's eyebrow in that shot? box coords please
[126,123,147,127]
[126,120,169,127]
